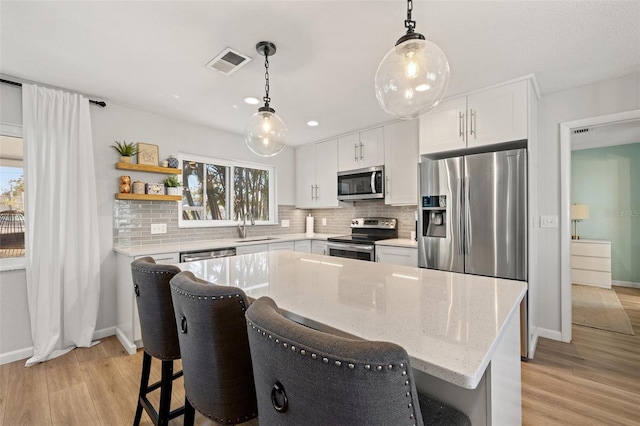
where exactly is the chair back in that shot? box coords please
[130,257,181,360]
[245,296,425,426]
[170,271,258,425]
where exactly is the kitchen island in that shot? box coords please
[177,250,526,426]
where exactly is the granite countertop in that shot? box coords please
[177,250,527,389]
[114,233,339,257]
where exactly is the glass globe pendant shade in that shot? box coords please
[375,38,450,119]
[244,108,288,157]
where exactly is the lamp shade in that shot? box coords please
[374,38,450,119]
[244,109,287,157]
[571,204,589,220]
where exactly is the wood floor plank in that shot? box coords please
[49,382,100,426]
[4,360,52,425]
[0,359,11,424]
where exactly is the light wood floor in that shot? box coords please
[522,286,640,425]
[1,286,638,425]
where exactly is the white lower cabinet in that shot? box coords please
[375,245,418,267]
[268,241,295,251]
[116,251,180,355]
[311,240,328,256]
[236,244,269,255]
[294,240,312,253]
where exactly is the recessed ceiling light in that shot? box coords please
[243,97,260,105]
[306,120,319,127]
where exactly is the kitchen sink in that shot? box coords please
[234,236,280,243]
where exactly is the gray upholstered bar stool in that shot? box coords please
[245,296,471,426]
[130,257,186,426]
[170,271,258,426]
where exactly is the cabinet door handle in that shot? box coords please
[315,185,319,200]
[386,176,390,194]
[311,185,315,200]
[470,109,476,138]
[359,142,364,160]
[354,143,358,161]
[459,112,464,139]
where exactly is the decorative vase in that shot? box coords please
[120,156,132,164]
[132,181,145,194]
[166,187,180,196]
[167,155,179,168]
[119,176,131,193]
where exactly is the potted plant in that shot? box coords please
[111,140,139,163]
[163,175,182,196]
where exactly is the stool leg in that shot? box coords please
[134,352,152,426]
[183,399,196,426]
[158,360,174,426]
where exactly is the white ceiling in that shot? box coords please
[1,1,639,147]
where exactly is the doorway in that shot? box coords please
[559,109,640,342]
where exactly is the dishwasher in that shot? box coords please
[179,247,236,262]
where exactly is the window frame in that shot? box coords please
[0,122,26,271]
[177,152,278,228]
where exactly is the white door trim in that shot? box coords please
[559,109,640,342]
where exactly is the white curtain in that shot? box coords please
[22,84,101,366]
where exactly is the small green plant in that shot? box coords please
[111,140,138,156]
[163,175,182,187]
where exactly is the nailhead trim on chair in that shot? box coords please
[172,286,255,424]
[247,319,418,424]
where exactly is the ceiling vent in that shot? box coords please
[205,48,252,76]
[573,128,590,134]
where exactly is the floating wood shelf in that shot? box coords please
[115,193,181,201]
[115,162,181,174]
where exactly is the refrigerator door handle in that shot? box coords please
[465,177,472,255]
[458,178,464,255]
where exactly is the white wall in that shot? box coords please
[0,81,295,361]
[534,72,640,337]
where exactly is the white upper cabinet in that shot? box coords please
[420,80,529,155]
[384,119,419,205]
[295,139,339,208]
[338,127,384,171]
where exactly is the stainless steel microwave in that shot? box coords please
[337,166,384,201]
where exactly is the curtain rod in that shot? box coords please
[0,78,107,108]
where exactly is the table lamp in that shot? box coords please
[571,204,589,240]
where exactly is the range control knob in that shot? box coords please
[352,220,358,225]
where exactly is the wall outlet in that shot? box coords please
[322,218,327,226]
[281,219,290,227]
[539,215,558,228]
[151,223,167,234]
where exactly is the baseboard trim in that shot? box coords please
[613,280,640,289]
[116,327,138,355]
[527,328,539,359]
[93,326,116,341]
[535,327,563,343]
[0,346,33,366]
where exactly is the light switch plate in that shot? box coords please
[322,218,327,226]
[539,215,558,228]
[281,219,290,227]
[151,223,167,234]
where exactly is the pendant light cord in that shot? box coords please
[263,55,271,108]
[404,0,416,34]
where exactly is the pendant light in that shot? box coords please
[374,0,450,119]
[244,41,288,157]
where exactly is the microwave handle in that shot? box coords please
[371,172,377,194]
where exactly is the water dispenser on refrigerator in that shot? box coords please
[422,195,447,238]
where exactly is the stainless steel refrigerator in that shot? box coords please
[418,148,528,355]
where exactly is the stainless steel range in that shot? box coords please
[326,217,398,261]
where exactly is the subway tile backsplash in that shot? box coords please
[113,200,417,246]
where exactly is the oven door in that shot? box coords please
[326,242,375,261]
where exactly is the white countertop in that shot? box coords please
[114,233,339,257]
[176,250,526,389]
[375,238,417,248]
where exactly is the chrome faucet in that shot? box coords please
[237,208,255,239]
